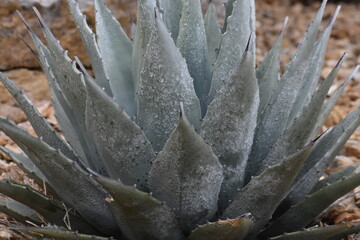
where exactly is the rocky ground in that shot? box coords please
[0,0,359,239]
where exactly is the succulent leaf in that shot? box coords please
[0,179,99,234]
[247,0,328,178]
[256,17,287,116]
[310,65,359,139]
[0,71,79,164]
[328,224,360,240]
[262,173,360,237]
[222,142,315,236]
[0,199,42,226]
[310,166,356,194]
[268,224,352,240]
[283,106,360,208]
[157,0,183,41]
[221,0,236,33]
[97,176,185,240]
[209,0,255,103]
[149,104,223,232]
[94,0,136,117]
[177,0,212,116]
[187,216,253,240]
[286,6,340,126]
[132,0,156,96]
[201,38,259,210]
[137,12,201,152]
[11,226,112,240]
[66,0,112,96]
[0,118,118,235]
[204,3,221,73]
[81,62,154,191]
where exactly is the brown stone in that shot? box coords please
[345,140,360,159]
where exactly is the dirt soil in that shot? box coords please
[0,0,359,239]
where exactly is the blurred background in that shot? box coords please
[0,0,359,238]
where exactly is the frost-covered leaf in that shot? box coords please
[66,0,112,95]
[157,0,183,41]
[286,6,340,126]
[247,0,327,178]
[81,62,154,191]
[262,173,360,237]
[187,216,253,240]
[0,179,99,235]
[202,38,259,210]
[310,65,359,139]
[0,72,78,163]
[11,226,112,240]
[256,17,287,116]
[222,143,315,236]
[132,0,156,95]
[177,0,212,116]
[0,199,42,225]
[97,177,185,240]
[149,104,223,232]
[267,224,352,240]
[0,118,118,235]
[204,3,221,72]
[137,13,201,152]
[283,106,360,207]
[94,0,136,117]
[209,0,255,103]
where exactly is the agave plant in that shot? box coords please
[0,0,359,239]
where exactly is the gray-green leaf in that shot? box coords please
[204,3,221,72]
[202,38,259,211]
[149,105,223,232]
[137,13,201,152]
[177,0,212,116]
[97,176,185,240]
[157,0,183,41]
[94,0,136,117]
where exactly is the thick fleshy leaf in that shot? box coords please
[328,224,360,240]
[0,72,78,163]
[66,0,112,95]
[311,166,356,194]
[11,226,112,240]
[0,179,99,235]
[0,118,118,236]
[0,146,51,190]
[33,7,87,129]
[149,104,223,232]
[221,0,236,33]
[132,0,156,95]
[80,61,154,191]
[0,199,42,225]
[157,0,183,41]
[262,173,360,237]
[204,3,221,72]
[286,6,340,126]
[247,0,328,178]
[256,17,287,116]
[94,0,136,117]
[310,65,359,139]
[261,55,349,172]
[177,0,212,116]
[137,13,201,152]
[222,142,315,236]
[268,224,352,240]
[97,177,185,240]
[187,216,253,240]
[202,38,259,210]
[209,0,255,103]
[282,106,360,208]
